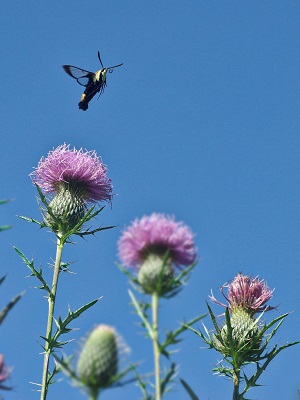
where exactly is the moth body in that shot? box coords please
[62,52,123,111]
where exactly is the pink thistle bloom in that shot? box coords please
[118,213,197,268]
[0,355,11,389]
[30,144,112,204]
[210,273,275,314]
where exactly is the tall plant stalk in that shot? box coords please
[89,387,99,400]
[40,234,64,400]
[152,292,161,400]
[232,368,240,400]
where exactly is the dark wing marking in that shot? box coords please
[62,65,94,87]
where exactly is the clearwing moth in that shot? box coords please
[62,51,123,111]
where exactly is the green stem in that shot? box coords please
[152,292,161,400]
[40,235,64,400]
[232,367,240,400]
[89,388,99,400]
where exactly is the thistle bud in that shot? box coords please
[210,273,274,363]
[45,184,85,233]
[137,254,174,295]
[218,308,261,361]
[77,325,118,392]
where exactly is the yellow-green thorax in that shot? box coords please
[94,68,107,83]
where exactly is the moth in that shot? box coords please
[62,51,123,111]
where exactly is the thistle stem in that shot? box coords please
[152,292,161,400]
[89,388,99,400]
[40,235,64,400]
[232,368,240,400]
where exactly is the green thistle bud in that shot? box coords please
[218,308,261,362]
[138,254,174,295]
[77,325,118,392]
[46,185,85,234]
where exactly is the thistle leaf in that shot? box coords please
[52,298,100,345]
[160,315,206,355]
[180,378,199,400]
[0,291,24,325]
[128,290,154,338]
[13,246,50,293]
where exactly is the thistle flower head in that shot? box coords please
[118,213,197,295]
[118,213,197,268]
[77,324,128,394]
[30,144,112,233]
[210,273,274,315]
[30,144,112,204]
[210,274,274,365]
[204,274,298,392]
[0,355,11,390]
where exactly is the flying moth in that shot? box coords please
[62,51,123,111]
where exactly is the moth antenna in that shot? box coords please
[108,63,123,73]
[98,51,104,68]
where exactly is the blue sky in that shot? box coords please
[1,1,300,399]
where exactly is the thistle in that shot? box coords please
[0,355,11,392]
[16,144,114,400]
[118,213,199,400]
[77,325,119,397]
[118,213,197,296]
[211,273,275,362]
[187,273,299,400]
[30,143,112,235]
[57,324,132,400]
[0,199,12,232]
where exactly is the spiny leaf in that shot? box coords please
[76,224,116,237]
[260,313,289,337]
[132,365,153,400]
[0,199,11,205]
[160,314,206,354]
[116,263,139,284]
[13,246,50,293]
[107,364,136,388]
[160,362,177,395]
[52,298,100,344]
[206,301,221,333]
[18,215,45,227]
[0,276,6,286]
[128,290,154,338]
[180,378,199,400]
[0,225,11,232]
[162,262,197,298]
[240,339,300,396]
[0,291,24,325]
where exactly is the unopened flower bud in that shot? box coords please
[46,184,85,233]
[77,325,118,391]
[138,254,174,295]
[219,308,261,360]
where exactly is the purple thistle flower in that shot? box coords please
[30,144,113,234]
[118,213,197,268]
[210,273,274,314]
[0,355,11,389]
[30,144,112,204]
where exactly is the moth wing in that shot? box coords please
[62,65,94,87]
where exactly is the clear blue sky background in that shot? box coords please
[1,2,300,399]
